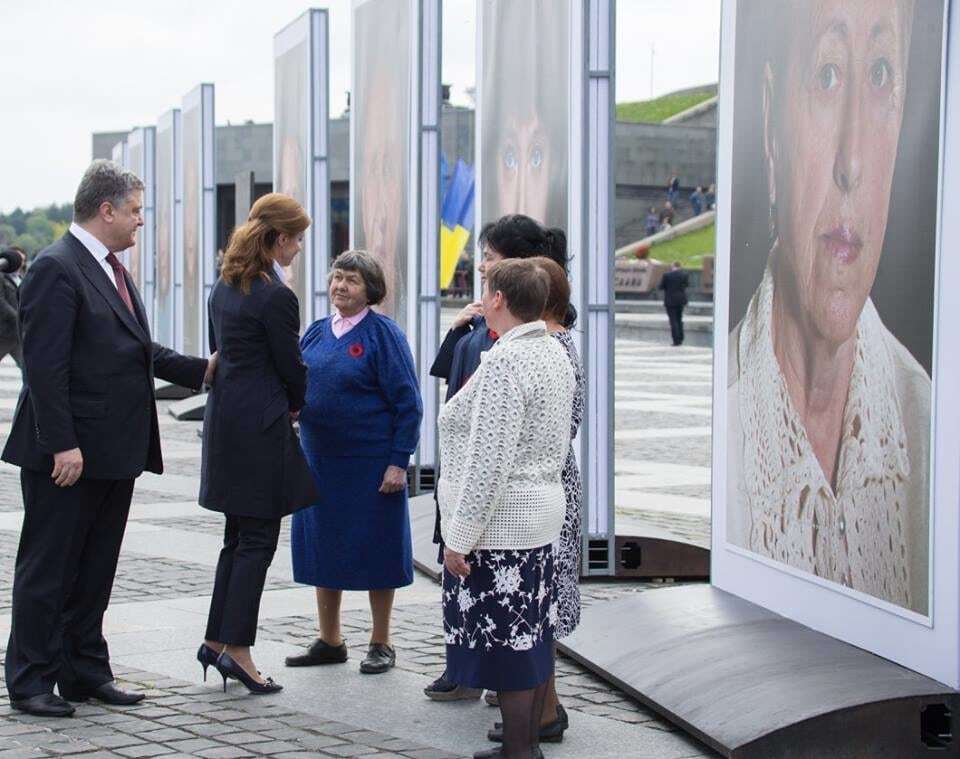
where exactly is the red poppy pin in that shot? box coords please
[487,329,499,340]
[348,342,364,358]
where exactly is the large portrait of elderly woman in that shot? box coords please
[725,0,946,616]
[351,0,411,332]
[479,0,568,231]
[275,36,309,324]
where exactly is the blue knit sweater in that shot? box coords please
[298,311,423,468]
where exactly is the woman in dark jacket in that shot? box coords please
[196,193,318,694]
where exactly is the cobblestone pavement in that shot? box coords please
[0,353,715,758]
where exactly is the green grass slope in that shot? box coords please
[616,88,715,124]
[649,222,715,270]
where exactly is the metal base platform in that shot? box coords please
[560,584,959,758]
[153,378,195,400]
[409,494,711,582]
[167,393,207,421]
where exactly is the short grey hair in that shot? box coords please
[73,160,145,222]
[329,249,387,305]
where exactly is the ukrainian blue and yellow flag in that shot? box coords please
[439,157,475,290]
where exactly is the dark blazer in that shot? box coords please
[199,272,318,519]
[1,232,208,479]
[0,273,20,349]
[659,268,690,308]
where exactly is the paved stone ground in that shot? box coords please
[0,344,716,758]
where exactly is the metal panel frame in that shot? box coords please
[182,84,216,357]
[128,126,157,328]
[417,0,441,469]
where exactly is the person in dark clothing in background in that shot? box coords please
[659,261,690,347]
[643,207,660,238]
[0,246,27,371]
[690,186,705,216]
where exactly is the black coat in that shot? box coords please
[199,273,319,519]
[1,232,208,479]
[0,273,20,349]
[659,268,690,308]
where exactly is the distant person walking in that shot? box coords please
[659,261,690,347]
[690,186,705,216]
[643,207,660,238]
[0,246,26,371]
[659,201,675,230]
[704,184,716,211]
[666,172,680,205]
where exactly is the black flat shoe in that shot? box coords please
[197,643,221,682]
[59,681,145,705]
[489,704,567,744]
[11,693,75,718]
[473,748,543,758]
[284,637,348,667]
[359,642,395,674]
[493,703,569,732]
[215,651,282,695]
[423,670,482,701]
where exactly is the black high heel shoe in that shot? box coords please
[196,644,221,683]
[215,651,283,695]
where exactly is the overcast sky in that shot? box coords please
[0,0,719,213]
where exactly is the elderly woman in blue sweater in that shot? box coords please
[288,250,423,675]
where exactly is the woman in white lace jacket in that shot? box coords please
[727,0,930,615]
[438,258,574,759]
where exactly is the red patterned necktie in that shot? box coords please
[105,253,136,315]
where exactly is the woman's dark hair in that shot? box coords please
[478,214,569,273]
[330,249,387,306]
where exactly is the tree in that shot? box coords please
[0,223,16,246]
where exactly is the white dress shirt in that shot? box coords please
[69,223,119,291]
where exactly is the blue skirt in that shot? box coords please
[443,545,555,691]
[291,454,413,590]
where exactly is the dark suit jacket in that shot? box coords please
[1,232,208,479]
[659,268,690,308]
[0,273,20,349]
[199,272,318,519]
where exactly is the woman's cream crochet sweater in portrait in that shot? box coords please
[438,321,575,555]
[727,268,931,615]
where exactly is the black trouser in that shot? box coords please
[666,305,685,345]
[205,515,281,646]
[5,469,134,700]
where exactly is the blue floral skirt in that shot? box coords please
[443,544,555,691]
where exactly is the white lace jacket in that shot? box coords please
[727,268,930,614]
[438,321,575,554]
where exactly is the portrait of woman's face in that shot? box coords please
[496,112,549,224]
[352,0,409,329]
[725,0,945,616]
[769,0,914,346]
[480,0,568,232]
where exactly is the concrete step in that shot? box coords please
[615,300,714,317]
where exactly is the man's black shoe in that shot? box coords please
[11,693,76,717]
[359,642,396,674]
[285,638,348,667]
[59,681,145,705]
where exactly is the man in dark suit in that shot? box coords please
[659,261,690,347]
[0,246,26,370]
[2,161,216,717]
